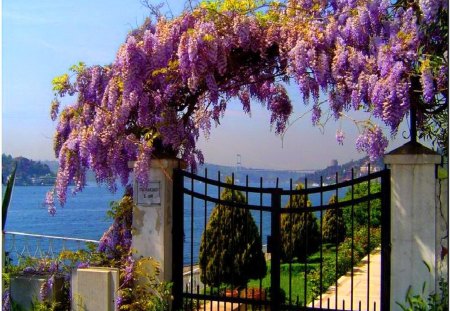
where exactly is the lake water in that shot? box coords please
[5,185,123,240]
[4,180,342,265]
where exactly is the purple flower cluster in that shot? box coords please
[336,129,345,145]
[356,126,389,160]
[421,63,435,103]
[419,0,442,23]
[23,266,36,274]
[98,196,133,261]
[122,255,135,286]
[48,0,447,207]
[2,291,10,311]
[39,275,54,301]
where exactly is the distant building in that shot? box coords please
[330,159,338,167]
[360,161,381,176]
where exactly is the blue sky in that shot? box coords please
[2,0,410,170]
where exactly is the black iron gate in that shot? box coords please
[172,167,390,311]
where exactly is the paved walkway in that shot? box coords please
[309,248,381,311]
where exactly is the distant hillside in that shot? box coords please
[303,156,384,185]
[198,163,306,184]
[2,154,56,186]
[16,156,380,187]
[40,161,304,185]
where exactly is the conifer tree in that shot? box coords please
[322,195,346,244]
[199,177,266,288]
[281,184,320,262]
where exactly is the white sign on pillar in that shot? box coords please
[137,182,161,206]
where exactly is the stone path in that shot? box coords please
[309,248,381,311]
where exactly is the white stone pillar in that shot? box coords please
[384,142,441,309]
[436,166,448,286]
[130,158,182,282]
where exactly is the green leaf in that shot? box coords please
[69,62,86,73]
[2,162,17,231]
[51,73,70,92]
[423,260,431,273]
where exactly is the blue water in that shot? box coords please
[4,181,345,266]
[5,185,124,240]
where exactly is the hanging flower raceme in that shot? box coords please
[356,126,389,160]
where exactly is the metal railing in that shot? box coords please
[3,231,99,264]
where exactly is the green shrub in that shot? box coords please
[281,184,321,263]
[199,177,267,288]
[322,195,346,244]
[397,265,448,311]
[310,226,381,297]
[342,182,382,230]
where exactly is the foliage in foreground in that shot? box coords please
[2,162,16,231]
[396,262,448,311]
[199,177,267,287]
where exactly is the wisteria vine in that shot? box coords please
[47,0,448,211]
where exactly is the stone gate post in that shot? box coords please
[130,159,182,282]
[384,141,443,309]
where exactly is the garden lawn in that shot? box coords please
[247,244,337,305]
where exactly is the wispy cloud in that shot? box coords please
[3,10,62,26]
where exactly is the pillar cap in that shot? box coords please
[384,141,441,165]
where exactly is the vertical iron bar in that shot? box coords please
[204,168,208,306]
[270,187,282,310]
[218,171,221,289]
[367,164,371,311]
[381,168,391,311]
[190,173,195,308]
[304,177,308,305]
[410,105,417,143]
[245,174,249,310]
[259,177,263,296]
[335,171,339,308]
[231,173,235,311]
[224,286,227,310]
[172,169,184,310]
[351,168,355,311]
[289,178,293,305]
[320,175,324,309]
[197,285,200,310]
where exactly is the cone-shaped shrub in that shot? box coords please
[322,195,346,244]
[199,177,267,288]
[281,184,320,262]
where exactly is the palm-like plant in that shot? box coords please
[2,163,17,231]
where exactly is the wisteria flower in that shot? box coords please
[336,129,345,145]
[356,126,389,160]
